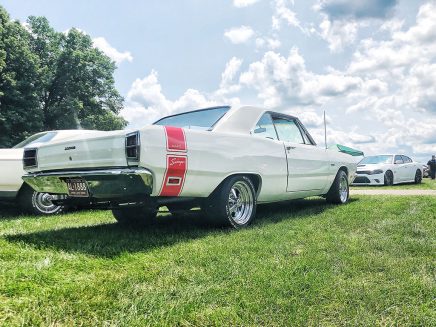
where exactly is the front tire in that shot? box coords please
[112,206,157,226]
[18,185,64,215]
[326,170,349,204]
[204,175,257,228]
[384,170,394,186]
[414,169,422,184]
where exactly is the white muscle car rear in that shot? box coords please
[23,106,359,228]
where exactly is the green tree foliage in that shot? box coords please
[0,7,43,147]
[0,7,127,148]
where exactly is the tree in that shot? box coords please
[0,7,127,148]
[27,16,126,132]
[0,7,43,147]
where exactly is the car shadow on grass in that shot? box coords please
[5,197,355,257]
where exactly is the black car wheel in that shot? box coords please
[384,170,394,186]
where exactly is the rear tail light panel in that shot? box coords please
[23,148,38,169]
[125,131,140,164]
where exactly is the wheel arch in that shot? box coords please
[210,173,262,198]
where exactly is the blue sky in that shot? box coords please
[3,0,435,162]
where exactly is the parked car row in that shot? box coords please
[351,154,423,186]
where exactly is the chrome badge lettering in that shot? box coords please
[65,146,76,151]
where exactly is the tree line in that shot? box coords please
[0,6,127,148]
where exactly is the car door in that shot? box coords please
[393,155,406,182]
[272,115,329,192]
[401,155,415,181]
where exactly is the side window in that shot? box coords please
[394,155,404,164]
[402,155,412,163]
[253,113,278,140]
[272,118,304,144]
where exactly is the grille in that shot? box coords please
[353,176,370,184]
[125,131,140,162]
[356,170,372,175]
[23,148,38,168]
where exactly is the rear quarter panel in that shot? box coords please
[139,126,288,202]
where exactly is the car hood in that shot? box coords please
[356,163,390,171]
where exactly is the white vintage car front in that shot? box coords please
[0,130,98,214]
[22,106,359,228]
[352,154,423,186]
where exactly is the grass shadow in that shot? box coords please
[5,197,354,257]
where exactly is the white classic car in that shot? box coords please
[352,154,423,186]
[0,130,97,214]
[22,106,359,228]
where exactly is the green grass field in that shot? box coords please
[0,196,435,326]
[351,177,436,190]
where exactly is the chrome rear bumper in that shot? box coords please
[22,168,153,200]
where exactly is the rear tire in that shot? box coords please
[18,185,64,215]
[326,170,349,204]
[112,206,157,226]
[204,175,257,228]
[384,170,394,186]
[414,169,422,184]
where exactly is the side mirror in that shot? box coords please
[395,160,402,164]
[253,127,266,134]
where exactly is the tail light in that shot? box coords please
[125,131,140,163]
[23,148,38,168]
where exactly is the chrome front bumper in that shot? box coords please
[22,168,153,200]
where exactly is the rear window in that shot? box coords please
[154,106,230,130]
[13,132,57,148]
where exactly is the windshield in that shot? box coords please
[13,132,57,148]
[153,106,230,130]
[359,155,393,165]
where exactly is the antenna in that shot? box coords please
[324,110,327,149]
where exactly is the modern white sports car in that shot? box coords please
[352,154,423,186]
[22,106,360,228]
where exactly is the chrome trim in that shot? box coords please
[22,168,153,199]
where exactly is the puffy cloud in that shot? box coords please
[233,0,259,8]
[122,71,217,127]
[217,57,243,95]
[239,48,362,107]
[92,37,133,64]
[272,0,301,31]
[224,26,255,44]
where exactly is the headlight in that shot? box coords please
[370,169,383,175]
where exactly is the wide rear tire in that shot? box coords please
[326,170,349,204]
[112,206,157,226]
[204,175,257,228]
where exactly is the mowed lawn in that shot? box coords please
[351,177,436,190]
[0,196,435,326]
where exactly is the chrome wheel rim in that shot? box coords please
[339,175,348,203]
[227,181,254,225]
[32,192,63,214]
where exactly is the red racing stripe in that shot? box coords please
[159,155,188,196]
[164,126,187,152]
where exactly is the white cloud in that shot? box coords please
[224,25,255,44]
[92,37,133,65]
[272,0,301,31]
[233,0,259,8]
